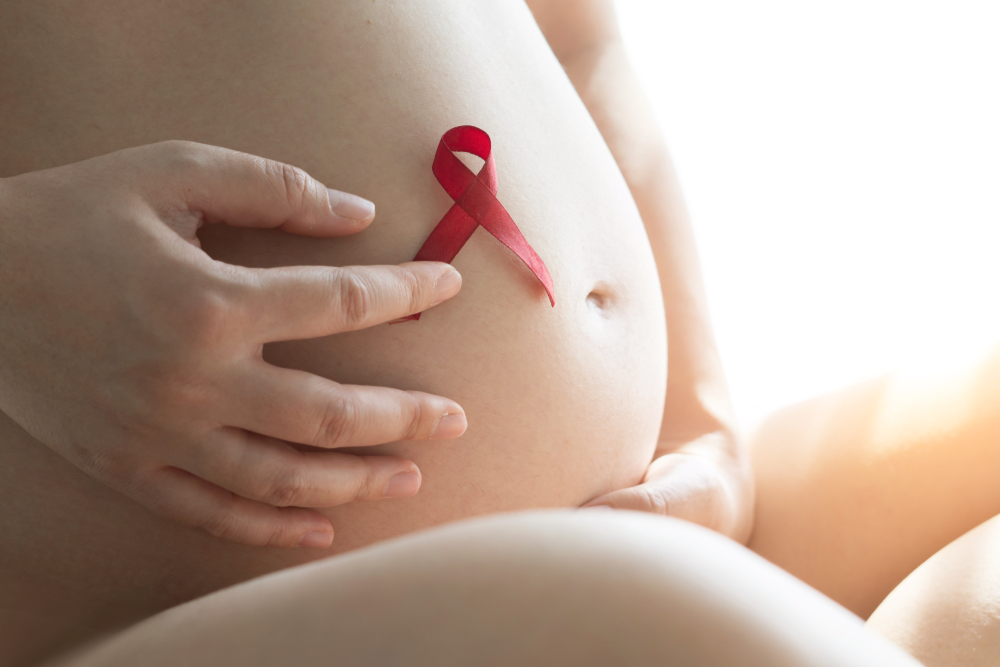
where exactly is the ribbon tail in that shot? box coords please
[459,182,556,307]
[480,208,555,307]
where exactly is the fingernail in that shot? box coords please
[296,531,333,549]
[327,188,375,222]
[383,471,421,499]
[430,412,467,439]
[431,269,462,306]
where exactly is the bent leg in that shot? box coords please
[867,512,1000,667]
[45,511,917,667]
[749,343,1000,617]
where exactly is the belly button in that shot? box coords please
[586,284,616,314]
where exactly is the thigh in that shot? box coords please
[867,512,1000,667]
[749,343,1000,617]
[42,511,918,667]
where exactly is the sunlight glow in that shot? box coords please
[616,0,1000,429]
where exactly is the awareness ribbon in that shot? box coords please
[404,125,555,321]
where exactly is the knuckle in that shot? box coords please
[134,364,216,424]
[153,372,210,419]
[262,469,310,507]
[179,284,237,349]
[355,463,389,501]
[266,159,311,211]
[159,139,199,153]
[114,465,152,500]
[401,393,426,440]
[347,468,380,502]
[122,466,165,507]
[156,140,209,176]
[637,486,671,516]
[400,268,428,314]
[315,391,357,447]
[197,503,245,541]
[262,522,301,549]
[64,437,111,476]
[75,445,136,494]
[327,455,378,502]
[333,269,376,330]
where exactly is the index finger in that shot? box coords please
[232,261,462,342]
[146,140,375,237]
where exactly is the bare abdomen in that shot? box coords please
[0,0,666,663]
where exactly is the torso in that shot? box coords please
[0,1,666,664]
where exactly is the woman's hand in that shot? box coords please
[528,0,755,543]
[583,433,754,543]
[0,141,466,549]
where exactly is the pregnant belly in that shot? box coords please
[0,0,666,658]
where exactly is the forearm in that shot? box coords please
[585,42,751,536]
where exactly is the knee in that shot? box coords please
[391,509,748,602]
[867,513,1000,667]
[454,509,760,604]
[340,510,912,667]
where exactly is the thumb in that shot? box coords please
[147,140,375,237]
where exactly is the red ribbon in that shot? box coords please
[404,125,555,321]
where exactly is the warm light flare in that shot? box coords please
[617,0,1000,429]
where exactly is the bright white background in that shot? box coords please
[615,0,1000,430]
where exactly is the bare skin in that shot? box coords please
[868,511,1000,667]
[529,0,752,540]
[1,1,672,663]
[41,513,922,667]
[0,142,470,550]
[750,343,1000,618]
[1,0,993,665]
[749,343,1000,663]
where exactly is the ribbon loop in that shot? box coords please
[408,125,555,321]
